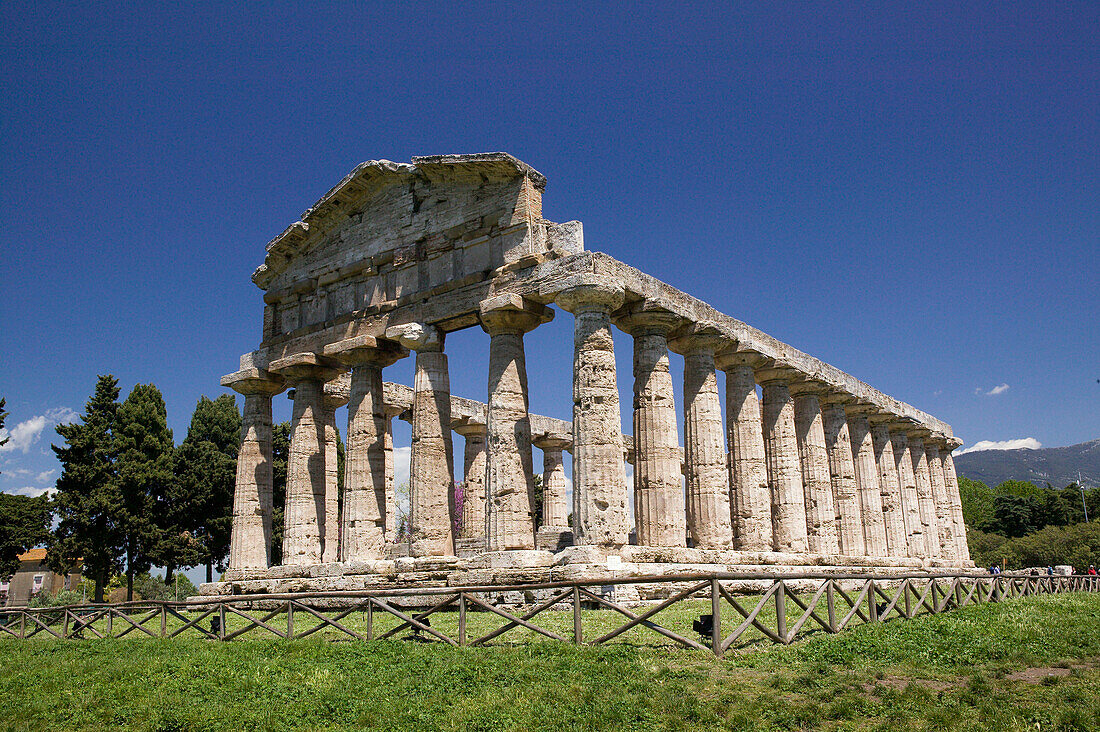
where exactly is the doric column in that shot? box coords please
[386,323,455,557]
[479,295,553,552]
[925,441,958,562]
[789,381,840,555]
[269,353,342,566]
[847,407,888,557]
[320,383,347,563]
[716,352,773,552]
[671,325,733,550]
[534,436,570,529]
[890,429,926,558]
[908,432,941,559]
[821,395,864,556]
[382,403,403,541]
[223,369,285,570]
[617,305,684,548]
[453,421,487,541]
[758,367,809,554]
[870,417,908,558]
[552,276,628,547]
[941,437,971,562]
[324,335,408,562]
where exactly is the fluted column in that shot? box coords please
[619,307,685,548]
[454,422,487,541]
[869,417,908,558]
[790,382,840,555]
[386,323,455,557]
[554,277,628,547]
[224,370,285,570]
[534,436,570,528]
[758,368,809,554]
[890,430,926,558]
[908,433,941,559]
[941,438,970,562]
[821,396,864,556]
[925,441,958,562]
[848,408,888,557]
[320,385,346,563]
[480,295,553,552]
[269,354,342,566]
[672,326,733,550]
[325,336,408,561]
[716,353,773,552]
[382,403,403,542]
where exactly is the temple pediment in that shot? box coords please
[252,153,582,340]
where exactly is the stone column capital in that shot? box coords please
[385,322,444,352]
[943,436,963,451]
[614,303,682,336]
[268,353,343,384]
[221,368,286,397]
[788,379,831,397]
[323,377,350,410]
[532,434,570,451]
[452,420,488,438]
[714,348,770,371]
[548,275,625,314]
[867,412,897,426]
[668,322,728,356]
[843,402,880,418]
[755,366,802,385]
[818,390,855,407]
[323,335,408,368]
[479,294,554,335]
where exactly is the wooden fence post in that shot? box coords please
[287,601,295,639]
[572,585,582,645]
[867,580,877,623]
[776,581,788,643]
[826,580,837,632]
[218,603,226,642]
[711,578,722,656]
[458,595,467,647]
[160,604,167,638]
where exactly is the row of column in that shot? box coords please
[228,284,969,569]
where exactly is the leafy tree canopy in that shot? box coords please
[0,493,51,579]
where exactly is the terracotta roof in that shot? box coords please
[17,547,47,562]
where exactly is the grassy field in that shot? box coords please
[2,592,1099,731]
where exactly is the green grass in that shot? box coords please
[2,592,1100,731]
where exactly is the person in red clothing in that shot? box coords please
[1089,565,1097,576]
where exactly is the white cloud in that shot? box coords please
[955,438,1041,455]
[393,445,411,488]
[4,485,56,498]
[36,470,56,483]
[0,407,78,454]
[975,383,1009,396]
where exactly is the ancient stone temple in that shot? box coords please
[211,153,972,596]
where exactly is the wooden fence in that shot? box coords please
[1,572,1095,657]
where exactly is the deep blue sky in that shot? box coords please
[3,2,1098,510]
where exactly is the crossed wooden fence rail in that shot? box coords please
[1,572,1095,657]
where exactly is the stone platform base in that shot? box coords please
[198,546,977,606]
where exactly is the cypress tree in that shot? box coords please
[114,384,175,601]
[49,375,124,602]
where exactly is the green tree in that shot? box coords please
[269,421,290,566]
[114,384,175,601]
[959,477,995,532]
[993,494,1041,538]
[0,397,8,452]
[173,395,241,582]
[0,493,51,579]
[49,375,124,602]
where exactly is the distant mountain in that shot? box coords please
[953,438,1100,488]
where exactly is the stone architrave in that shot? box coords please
[324,335,408,561]
[820,396,864,556]
[618,306,685,548]
[534,435,570,528]
[269,353,342,566]
[925,442,958,562]
[758,369,809,554]
[454,422,487,541]
[847,409,888,558]
[870,418,908,558]
[790,382,840,556]
[551,276,628,547]
[908,434,941,559]
[479,295,553,552]
[940,439,970,562]
[716,353,774,552]
[890,430,926,558]
[671,325,733,550]
[386,323,455,557]
[223,369,285,569]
